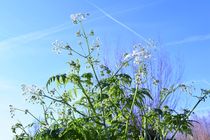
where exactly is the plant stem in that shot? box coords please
[43,94,86,117]
[78,82,96,114]
[125,84,138,139]
[15,108,44,126]
[80,23,108,133]
[170,93,207,139]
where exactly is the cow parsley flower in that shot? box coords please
[21,84,44,103]
[91,37,101,51]
[9,105,15,118]
[123,43,151,64]
[70,13,89,24]
[52,40,65,54]
[123,53,132,61]
[135,70,145,84]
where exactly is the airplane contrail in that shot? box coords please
[0,2,158,49]
[85,0,152,45]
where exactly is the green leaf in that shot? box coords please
[46,74,67,89]
[81,73,93,79]
[116,74,132,85]
[139,88,153,100]
[97,93,109,101]
[154,108,163,116]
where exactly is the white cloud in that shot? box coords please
[0,23,70,49]
[0,80,18,92]
[0,1,161,50]
[165,34,210,46]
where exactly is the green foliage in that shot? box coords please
[10,13,210,140]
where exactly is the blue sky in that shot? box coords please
[1,0,210,139]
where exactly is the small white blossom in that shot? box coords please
[134,56,141,65]
[135,71,145,84]
[52,40,65,54]
[21,84,44,103]
[9,105,15,118]
[123,43,151,64]
[123,53,132,61]
[22,84,41,94]
[70,13,89,24]
[91,37,101,50]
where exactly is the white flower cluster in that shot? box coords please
[21,84,44,103]
[52,40,65,54]
[135,68,146,85]
[9,105,15,118]
[70,13,89,24]
[21,84,41,94]
[91,37,101,51]
[124,44,151,65]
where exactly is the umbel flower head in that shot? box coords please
[123,43,151,65]
[52,40,64,54]
[70,13,89,24]
[91,37,101,51]
[21,84,44,104]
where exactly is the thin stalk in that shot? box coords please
[158,85,178,108]
[70,47,87,58]
[43,94,86,117]
[125,84,138,139]
[113,57,133,77]
[80,22,109,138]
[78,82,96,114]
[19,125,30,137]
[170,94,207,139]
[44,93,104,125]
[143,116,148,140]
[15,108,44,126]
[41,104,49,126]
